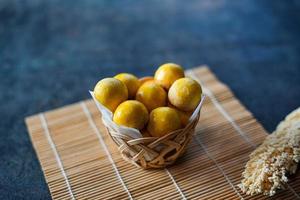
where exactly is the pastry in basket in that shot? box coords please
[91,63,205,169]
[239,107,300,196]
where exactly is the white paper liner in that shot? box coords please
[90,91,143,139]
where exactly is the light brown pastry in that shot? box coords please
[239,108,300,196]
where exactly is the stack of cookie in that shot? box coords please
[239,108,300,196]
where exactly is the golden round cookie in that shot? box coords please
[94,78,128,112]
[147,107,182,137]
[113,100,148,130]
[168,102,193,126]
[139,76,155,85]
[177,110,193,126]
[114,73,140,99]
[154,63,185,90]
[168,77,202,111]
[136,82,167,111]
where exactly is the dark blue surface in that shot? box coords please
[1,0,300,199]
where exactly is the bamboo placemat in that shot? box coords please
[25,66,300,200]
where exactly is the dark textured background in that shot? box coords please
[0,0,300,199]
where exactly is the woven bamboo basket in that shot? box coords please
[90,91,205,169]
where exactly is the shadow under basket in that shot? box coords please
[101,99,204,170]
